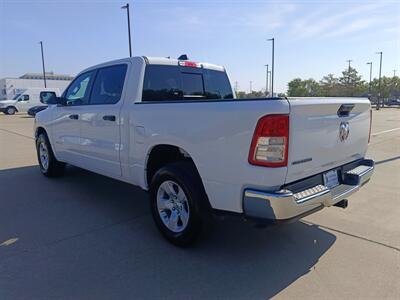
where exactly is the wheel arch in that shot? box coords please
[145,144,202,189]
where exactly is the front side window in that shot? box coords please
[90,64,127,105]
[64,71,95,105]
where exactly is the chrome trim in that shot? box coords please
[243,159,374,221]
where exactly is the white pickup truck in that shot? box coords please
[34,56,374,246]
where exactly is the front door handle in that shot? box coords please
[69,114,79,120]
[103,115,116,122]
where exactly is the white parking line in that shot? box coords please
[372,127,400,136]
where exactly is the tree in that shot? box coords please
[338,67,365,96]
[287,78,320,97]
[319,74,340,97]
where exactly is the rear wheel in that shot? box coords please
[36,133,65,177]
[5,106,16,115]
[150,161,212,246]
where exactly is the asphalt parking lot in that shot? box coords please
[0,109,399,299]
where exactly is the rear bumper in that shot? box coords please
[243,159,374,223]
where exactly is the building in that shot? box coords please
[0,72,74,100]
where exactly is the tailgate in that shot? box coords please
[285,98,371,184]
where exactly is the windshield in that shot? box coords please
[142,65,233,102]
[12,93,22,100]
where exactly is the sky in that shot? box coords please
[1,0,399,93]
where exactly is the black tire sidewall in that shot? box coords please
[6,107,16,115]
[36,133,64,177]
[150,162,207,246]
[36,134,51,174]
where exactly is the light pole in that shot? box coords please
[121,3,132,57]
[366,62,372,96]
[267,38,274,97]
[264,64,269,96]
[268,70,272,95]
[39,41,47,88]
[376,51,383,110]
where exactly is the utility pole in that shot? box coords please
[39,41,47,88]
[393,70,397,77]
[267,38,274,97]
[366,62,372,96]
[268,71,272,95]
[234,81,239,93]
[376,51,383,110]
[121,3,132,57]
[346,59,353,83]
[264,64,269,96]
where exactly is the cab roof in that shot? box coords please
[144,56,226,72]
[79,56,226,76]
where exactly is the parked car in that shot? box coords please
[27,105,48,117]
[0,87,60,115]
[386,98,400,106]
[34,56,374,246]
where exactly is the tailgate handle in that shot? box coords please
[337,104,354,117]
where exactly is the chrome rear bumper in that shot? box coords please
[243,159,374,222]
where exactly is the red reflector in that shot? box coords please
[179,61,199,68]
[248,114,289,167]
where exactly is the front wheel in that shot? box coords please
[150,161,212,247]
[5,106,16,115]
[36,133,65,177]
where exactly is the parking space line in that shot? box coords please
[372,127,400,136]
[0,128,34,140]
[304,221,400,252]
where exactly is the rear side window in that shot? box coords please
[142,65,233,102]
[90,64,127,105]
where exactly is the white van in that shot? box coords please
[0,88,61,115]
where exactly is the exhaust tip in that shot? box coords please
[334,199,348,209]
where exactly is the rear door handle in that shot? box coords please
[103,115,116,122]
[69,114,79,120]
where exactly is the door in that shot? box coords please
[16,94,31,111]
[51,70,95,165]
[78,64,128,177]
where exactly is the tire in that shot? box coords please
[149,161,213,247]
[36,133,65,177]
[5,106,16,115]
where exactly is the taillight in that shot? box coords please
[248,114,289,167]
[368,109,372,143]
[178,61,200,68]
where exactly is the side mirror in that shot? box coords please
[40,91,57,104]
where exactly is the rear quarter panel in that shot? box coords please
[127,100,290,213]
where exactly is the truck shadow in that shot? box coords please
[0,165,336,299]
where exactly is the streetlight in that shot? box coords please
[121,3,132,57]
[264,64,269,96]
[267,38,275,97]
[39,41,47,88]
[268,70,272,95]
[366,62,372,96]
[376,51,383,110]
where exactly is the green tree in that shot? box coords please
[287,78,320,97]
[338,67,366,96]
[319,74,340,96]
